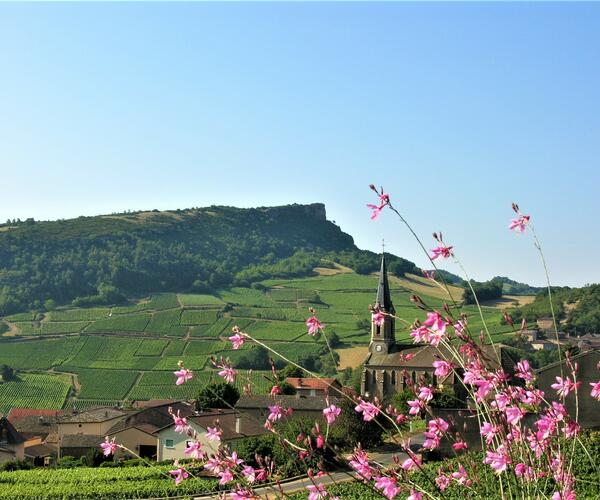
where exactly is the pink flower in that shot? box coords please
[451,464,470,485]
[100,436,118,456]
[410,325,430,344]
[174,367,193,386]
[509,214,530,233]
[484,445,511,473]
[424,311,446,331]
[172,411,188,433]
[268,404,284,422]
[306,315,325,336]
[307,483,327,500]
[515,359,534,383]
[551,376,580,398]
[433,360,453,378]
[374,475,400,499]
[316,433,325,449]
[323,404,341,425]
[349,448,373,480]
[407,399,423,416]
[453,440,468,451]
[354,399,381,421]
[430,245,453,261]
[435,473,451,491]
[216,361,235,384]
[241,465,257,483]
[407,490,422,500]
[230,486,255,500]
[418,386,434,403]
[170,464,189,485]
[590,380,600,400]
[366,192,390,220]
[206,425,222,441]
[423,270,436,280]
[218,468,234,485]
[428,417,449,434]
[228,332,245,350]
[204,456,222,474]
[505,406,525,426]
[372,311,385,326]
[184,440,206,460]
[270,385,281,397]
[480,422,498,445]
[401,456,421,471]
[423,431,441,450]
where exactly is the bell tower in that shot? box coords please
[369,252,396,355]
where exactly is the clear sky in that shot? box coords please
[1,3,599,288]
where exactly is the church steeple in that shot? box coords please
[369,252,396,355]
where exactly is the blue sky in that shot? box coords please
[1,3,599,287]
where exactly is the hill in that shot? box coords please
[0,203,419,315]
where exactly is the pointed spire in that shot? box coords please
[376,253,394,313]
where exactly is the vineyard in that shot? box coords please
[0,465,218,499]
[0,269,511,412]
[0,373,71,414]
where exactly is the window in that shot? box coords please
[391,371,396,385]
[166,439,174,449]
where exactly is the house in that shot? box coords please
[284,377,343,397]
[7,408,62,465]
[154,409,244,461]
[57,406,131,459]
[362,254,515,401]
[235,395,341,436]
[106,401,196,460]
[536,349,600,429]
[0,417,25,465]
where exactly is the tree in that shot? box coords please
[279,364,304,379]
[329,399,384,450]
[196,382,240,410]
[1,365,16,382]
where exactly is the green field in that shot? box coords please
[0,269,508,410]
[0,373,71,414]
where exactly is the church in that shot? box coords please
[361,255,513,401]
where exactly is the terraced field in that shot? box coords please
[0,373,71,414]
[0,270,508,411]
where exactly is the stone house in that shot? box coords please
[0,417,25,465]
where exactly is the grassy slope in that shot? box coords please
[0,269,511,409]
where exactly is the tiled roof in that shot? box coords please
[24,443,56,458]
[284,378,340,391]
[236,395,341,411]
[58,407,129,424]
[8,408,61,424]
[11,414,58,439]
[60,434,104,448]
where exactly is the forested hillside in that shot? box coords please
[0,203,417,314]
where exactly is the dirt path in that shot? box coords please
[336,346,369,370]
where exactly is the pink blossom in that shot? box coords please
[424,311,446,331]
[307,483,327,500]
[410,325,430,344]
[218,468,234,485]
[354,399,381,421]
[323,404,341,425]
[423,431,441,450]
[453,440,468,451]
[270,384,281,397]
[590,380,600,400]
[316,433,325,449]
[267,404,284,422]
[306,315,325,336]
[418,386,434,403]
[204,456,222,474]
[374,475,400,499]
[241,465,257,483]
[372,311,385,326]
[407,490,422,500]
[515,359,534,383]
[228,332,245,350]
[216,362,235,384]
[170,464,189,485]
[451,464,470,485]
[407,399,423,416]
[480,422,498,445]
[433,360,453,378]
[401,456,421,471]
[551,376,580,398]
[428,418,449,434]
[230,486,255,500]
[505,406,525,426]
[174,367,193,386]
[184,440,206,460]
[366,192,390,220]
[509,214,530,233]
[453,319,467,334]
[435,473,451,491]
[423,270,436,280]
[430,245,453,261]
[349,448,373,480]
[172,411,188,433]
[100,436,118,456]
[484,445,511,473]
[206,425,222,441]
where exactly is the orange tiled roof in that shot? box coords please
[7,408,61,424]
[284,377,339,391]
